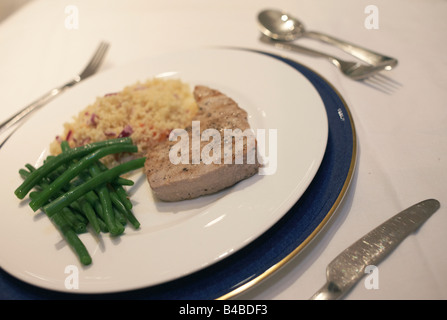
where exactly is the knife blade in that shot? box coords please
[310,198,440,300]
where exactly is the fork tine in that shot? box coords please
[362,76,393,94]
[361,73,400,94]
[88,42,109,70]
[79,41,110,79]
[373,73,402,88]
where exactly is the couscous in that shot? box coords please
[50,78,198,165]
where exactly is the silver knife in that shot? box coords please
[310,198,440,300]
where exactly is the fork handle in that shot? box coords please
[0,77,80,135]
[304,31,398,68]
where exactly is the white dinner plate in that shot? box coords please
[0,48,328,293]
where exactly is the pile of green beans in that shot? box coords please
[15,137,146,266]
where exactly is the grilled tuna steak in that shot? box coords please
[144,85,259,201]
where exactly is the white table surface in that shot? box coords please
[0,0,446,300]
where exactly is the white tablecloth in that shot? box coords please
[0,0,446,300]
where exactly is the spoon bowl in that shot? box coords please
[258,9,305,41]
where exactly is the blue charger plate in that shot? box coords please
[0,50,356,300]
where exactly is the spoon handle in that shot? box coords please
[259,35,355,74]
[304,31,397,68]
[260,35,333,59]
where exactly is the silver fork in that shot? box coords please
[260,35,400,93]
[0,41,110,136]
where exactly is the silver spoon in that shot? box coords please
[257,9,397,69]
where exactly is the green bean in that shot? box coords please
[60,140,70,152]
[18,169,27,180]
[21,165,52,189]
[96,161,134,186]
[17,141,144,265]
[43,157,145,217]
[63,143,134,188]
[114,177,134,186]
[25,173,61,200]
[70,175,112,234]
[113,207,127,226]
[123,206,140,229]
[24,179,88,235]
[61,207,87,234]
[74,179,107,230]
[71,206,88,224]
[75,165,121,235]
[29,144,138,211]
[113,183,133,210]
[46,164,68,183]
[109,188,140,229]
[33,166,105,235]
[78,196,101,234]
[75,183,105,221]
[99,185,123,236]
[97,216,109,233]
[14,137,133,199]
[89,193,104,217]
[24,163,36,172]
[101,159,134,211]
[21,168,93,229]
[50,211,92,266]
[89,163,123,236]
[29,191,40,200]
